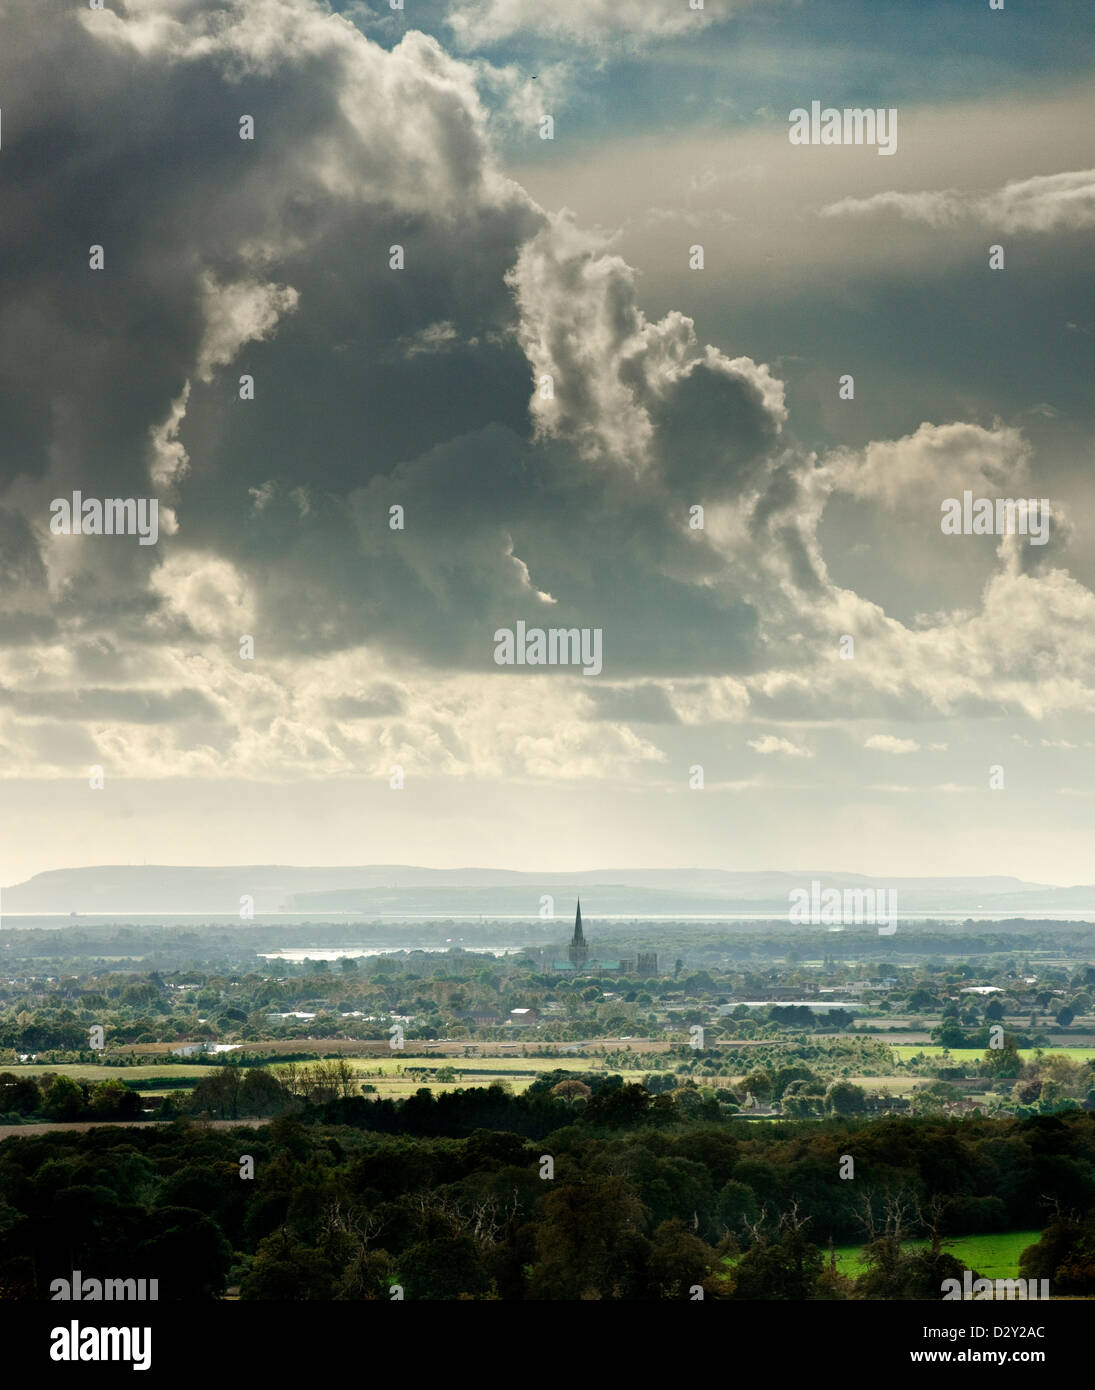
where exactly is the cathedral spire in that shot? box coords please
[569,898,588,967]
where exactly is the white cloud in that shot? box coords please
[821,189,966,227]
[821,169,1095,235]
[149,553,258,643]
[446,0,763,49]
[865,734,921,755]
[249,481,277,514]
[196,274,300,383]
[824,420,1031,513]
[402,320,460,358]
[506,210,785,466]
[747,734,814,758]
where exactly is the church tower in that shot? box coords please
[568,898,589,968]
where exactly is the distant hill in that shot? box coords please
[1,863,1086,917]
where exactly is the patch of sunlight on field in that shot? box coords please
[891,1046,1095,1063]
[845,1075,918,1095]
[334,1055,625,1075]
[833,1230,1041,1279]
[7,1062,211,1082]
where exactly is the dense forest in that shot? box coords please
[2,1083,1094,1300]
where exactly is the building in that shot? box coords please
[547,902,658,977]
[509,1007,538,1026]
[569,899,589,968]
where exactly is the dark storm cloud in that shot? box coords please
[0,510,49,591]
[0,0,786,682]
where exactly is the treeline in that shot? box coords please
[2,1109,1095,1299]
[0,1072,142,1123]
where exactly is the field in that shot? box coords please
[842,1074,918,1095]
[7,1062,213,1083]
[891,1046,1095,1063]
[10,1041,1094,1106]
[832,1230,1041,1279]
[2,1053,649,1102]
[267,1054,651,1099]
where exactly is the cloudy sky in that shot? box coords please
[1,0,1094,885]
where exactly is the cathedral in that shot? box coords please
[550,899,657,977]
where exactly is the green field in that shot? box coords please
[833,1229,1041,1278]
[270,1055,651,1098]
[5,1056,628,1101]
[4,1054,655,1103]
[8,1062,213,1083]
[891,1046,1095,1064]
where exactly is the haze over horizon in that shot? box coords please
[6,861,1095,920]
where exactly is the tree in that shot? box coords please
[239,1067,292,1117]
[739,1070,772,1102]
[647,1220,717,1298]
[584,1083,652,1129]
[0,1072,42,1116]
[1056,1005,1075,1028]
[188,1065,242,1119]
[1020,1215,1095,1294]
[731,1228,823,1301]
[529,1176,648,1299]
[935,1021,966,1049]
[137,1207,233,1300]
[551,1079,591,1103]
[856,1236,967,1300]
[157,1164,225,1213]
[717,1180,759,1235]
[401,1235,491,1300]
[240,1229,337,1300]
[824,1081,867,1115]
[42,1074,85,1120]
[89,1079,140,1120]
[981,1033,1022,1079]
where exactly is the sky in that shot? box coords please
[1,0,1094,885]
